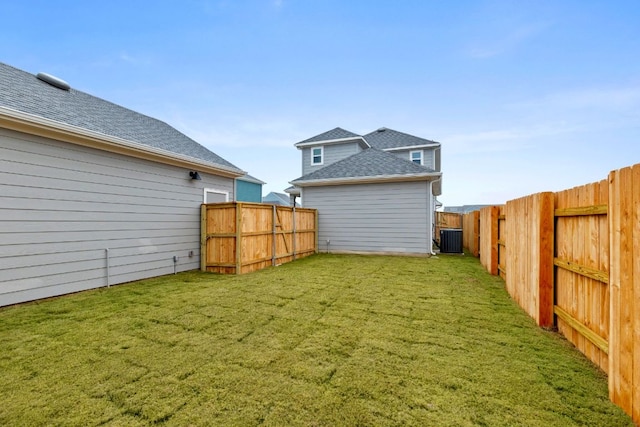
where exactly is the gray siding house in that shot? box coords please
[289,127,442,255]
[0,62,245,306]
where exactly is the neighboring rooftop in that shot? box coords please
[262,192,291,206]
[295,127,363,145]
[443,205,494,214]
[237,174,266,184]
[294,126,440,150]
[363,127,439,150]
[0,62,242,173]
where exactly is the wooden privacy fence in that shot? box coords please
[435,211,462,245]
[473,162,640,423]
[201,202,317,274]
[462,210,480,257]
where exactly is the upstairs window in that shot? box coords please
[410,150,423,165]
[311,146,324,165]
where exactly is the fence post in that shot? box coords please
[315,210,319,254]
[505,192,555,327]
[200,204,207,272]
[292,206,297,260]
[272,205,277,266]
[608,164,640,422]
[537,192,555,327]
[480,206,500,275]
[235,202,242,274]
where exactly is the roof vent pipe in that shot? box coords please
[36,72,71,91]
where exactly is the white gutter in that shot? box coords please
[290,171,442,187]
[0,106,245,179]
[383,143,440,151]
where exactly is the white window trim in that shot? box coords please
[410,150,423,165]
[311,146,324,166]
[203,188,229,203]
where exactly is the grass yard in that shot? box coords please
[0,254,632,426]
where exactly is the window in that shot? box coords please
[311,146,323,165]
[410,150,423,165]
[203,188,229,203]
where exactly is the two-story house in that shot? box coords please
[287,127,442,255]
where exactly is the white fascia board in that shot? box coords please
[237,175,266,184]
[0,106,245,178]
[383,143,440,152]
[290,172,443,187]
[294,136,370,149]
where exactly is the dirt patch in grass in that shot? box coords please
[0,254,632,426]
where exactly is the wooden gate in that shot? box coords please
[201,202,317,274]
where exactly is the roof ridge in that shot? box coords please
[0,62,242,172]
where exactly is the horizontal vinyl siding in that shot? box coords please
[0,128,233,306]
[392,148,435,168]
[301,142,360,176]
[303,182,431,254]
[236,180,262,202]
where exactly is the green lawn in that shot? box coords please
[0,254,632,426]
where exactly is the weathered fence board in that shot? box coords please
[201,202,317,274]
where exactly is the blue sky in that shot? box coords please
[3,1,639,206]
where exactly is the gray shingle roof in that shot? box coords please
[0,62,241,172]
[291,148,437,184]
[363,127,439,150]
[262,192,291,205]
[295,127,361,145]
[237,174,265,184]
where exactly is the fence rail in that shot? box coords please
[201,202,317,274]
[466,162,640,423]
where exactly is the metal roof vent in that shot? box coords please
[36,72,70,91]
[377,127,386,132]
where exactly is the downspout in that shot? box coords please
[292,206,297,260]
[272,205,277,266]
[429,181,436,255]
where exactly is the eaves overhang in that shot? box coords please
[237,175,266,185]
[0,106,245,179]
[382,143,440,151]
[290,171,442,187]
